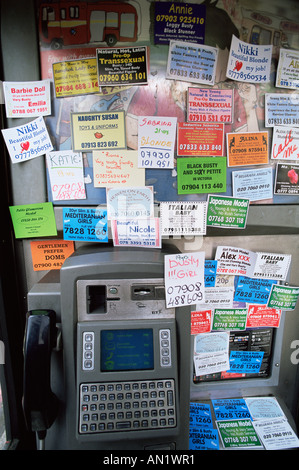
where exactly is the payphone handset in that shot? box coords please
[23,246,191,450]
[22,309,59,445]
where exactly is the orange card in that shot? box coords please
[30,240,74,271]
[227,131,269,167]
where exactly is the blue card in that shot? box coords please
[63,207,108,242]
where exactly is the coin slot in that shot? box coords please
[86,285,107,314]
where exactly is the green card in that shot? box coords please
[9,202,57,239]
[268,284,299,310]
[217,419,262,449]
[177,157,227,195]
[212,308,247,331]
[207,195,249,229]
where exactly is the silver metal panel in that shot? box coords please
[77,278,175,321]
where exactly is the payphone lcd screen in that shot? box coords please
[101,329,154,372]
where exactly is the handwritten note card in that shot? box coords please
[164,252,205,308]
[93,150,145,187]
[46,150,86,201]
[138,116,177,169]
[271,126,299,160]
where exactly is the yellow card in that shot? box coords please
[71,111,126,152]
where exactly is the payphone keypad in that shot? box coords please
[79,379,176,434]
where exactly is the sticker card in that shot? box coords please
[226,35,272,84]
[138,116,177,169]
[93,150,145,187]
[191,310,212,334]
[2,116,53,163]
[212,399,251,421]
[106,187,154,220]
[176,157,227,195]
[193,331,230,376]
[274,162,299,195]
[212,308,247,331]
[9,202,57,239]
[276,48,299,90]
[154,2,206,45]
[70,111,126,152]
[227,131,269,167]
[246,305,281,328]
[267,284,299,310]
[265,93,299,127]
[217,419,262,449]
[177,122,224,156]
[200,286,234,309]
[252,252,291,280]
[160,201,207,236]
[234,276,277,304]
[30,240,74,271]
[228,351,264,374]
[46,150,86,201]
[207,195,249,229]
[164,252,205,308]
[3,80,51,117]
[166,40,218,86]
[253,418,299,450]
[189,427,219,451]
[189,402,213,429]
[63,207,108,243]
[215,246,257,278]
[111,218,161,248]
[187,87,233,123]
[204,260,217,287]
[53,58,99,98]
[245,397,285,420]
[232,167,273,201]
[97,46,148,87]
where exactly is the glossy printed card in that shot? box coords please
[227,131,269,167]
[177,157,226,194]
[226,35,272,84]
[177,122,224,156]
[166,40,218,86]
[187,87,233,123]
[70,111,126,152]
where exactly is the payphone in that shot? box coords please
[23,245,191,450]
